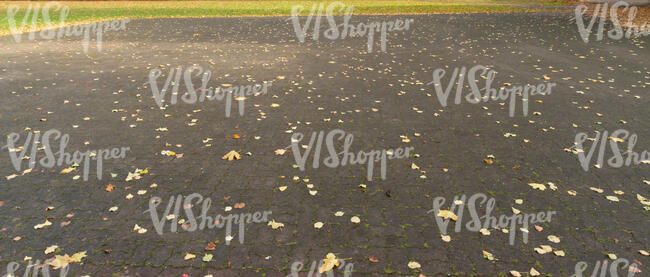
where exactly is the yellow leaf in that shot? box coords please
[184,253,196,260]
[554,250,565,257]
[441,234,451,242]
[268,220,284,230]
[350,216,361,224]
[221,150,241,161]
[482,250,495,261]
[530,267,540,276]
[590,187,604,193]
[34,220,52,229]
[407,261,421,269]
[607,253,617,260]
[529,183,546,191]
[512,207,521,215]
[509,270,522,277]
[44,245,58,254]
[278,186,287,191]
[319,253,340,273]
[60,167,75,174]
[48,255,71,269]
[274,149,287,155]
[69,251,86,263]
[606,196,619,202]
[47,251,86,270]
[548,235,561,243]
[314,222,324,229]
[437,210,458,221]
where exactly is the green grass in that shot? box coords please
[0,1,566,36]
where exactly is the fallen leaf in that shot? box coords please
[408,261,421,269]
[319,253,340,273]
[60,167,75,174]
[222,150,241,161]
[184,253,196,260]
[529,183,546,191]
[483,250,495,261]
[34,219,52,229]
[202,254,213,262]
[530,267,540,276]
[44,245,58,254]
[48,251,86,269]
[268,220,284,229]
[437,210,458,221]
[368,255,379,263]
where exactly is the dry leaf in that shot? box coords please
[319,253,340,273]
[222,150,241,161]
[530,267,540,276]
[205,242,216,251]
[407,261,421,269]
[483,250,495,261]
[529,183,546,191]
[184,253,196,260]
[44,245,58,254]
[34,220,52,229]
[60,167,75,174]
[48,251,86,269]
[437,210,458,221]
[268,220,284,230]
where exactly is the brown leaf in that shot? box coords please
[205,242,216,251]
[105,184,115,192]
[60,221,71,227]
[368,255,379,263]
[234,203,246,209]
